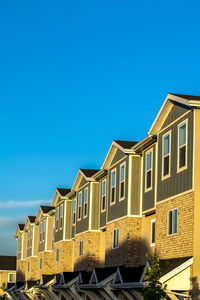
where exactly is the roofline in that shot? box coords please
[71,169,97,191]
[93,169,108,180]
[132,135,157,153]
[148,93,200,135]
[159,257,193,283]
[101,140,136,169]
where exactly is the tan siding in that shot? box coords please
[91,182,100,230]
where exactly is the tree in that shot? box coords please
[143,252,165,300]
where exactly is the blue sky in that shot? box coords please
[0,0,200,254]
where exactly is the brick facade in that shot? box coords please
[156,192,194,259]
[25,256,39,281]
[74,231,101,271]
[105,217,142,267]
[53,240,74,273]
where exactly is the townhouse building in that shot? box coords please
[12,93,200,299]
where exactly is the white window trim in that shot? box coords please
[145,149,153,192]
[110,168,116,205]
[83,187,88,219]
[113,228,119,249]
[60,204,63,230]
[8,273,15,283]
[150,219,155,247]
[43,220,46,242]
[101,179,107,213]
[167,208,178,236]
[161,130,171,181]
[177,119,188,173]
[119,162,126,201]
[78,192,82,221]
[39,222,42,243]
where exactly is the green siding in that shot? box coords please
[107,157,128,222]
[100,177,107,228]
[75,183,90,234]
[130,156,141,215]
[157,110,193,201]
[54,202,64,243]
[79,177,87,188]
[161,102,191,130]
[91,183,100,230]
[142,145,156,211]
[111,149,126,166]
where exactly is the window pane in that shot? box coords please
[120,165,125,182]
[179,146,186,168]
[84,189,88,203]
[111,187,115,203]
[102,181,106,196]
[120,181,124,198]
[73,200,76,212]
[56,208,59,220]
[164,135,170,155]
[146,152,152,171]
[146,170,151,189]
[173,209,178,234]
[151,222,155,244]
[60,205,63,217]
[102,196,105,210]
[78,193,82,206]
[164,156,169,176]
[179,123,186,146]
[111,171,116,187]
[169,211,172,235]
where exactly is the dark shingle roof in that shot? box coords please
[92,267,117,284]
[80,169,99,178]
[170,93,200,101]
[57,188,71,197]
[159,256,192,278]
[18,224,25,231]
[40,206,54,214]
[0,256,16,271]
[28,216,36,223]
[114,140,138,149]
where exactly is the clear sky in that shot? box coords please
[0,0,200,254]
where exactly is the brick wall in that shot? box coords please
[53,240,74,273]
[16,260,26,281]
[156,192,194,259]
[38,251,54,277]
[74,231,101,271]
[105,217,142,267]
[25,256,40,281]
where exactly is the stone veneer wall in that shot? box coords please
[156,192,194,259]
[105,217,142,267]
[53,240,74,273]
[16,260,26,281]
[25,256,39,281]
[74,231,101,271]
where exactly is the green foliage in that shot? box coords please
[143,252,165,300]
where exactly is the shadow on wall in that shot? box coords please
[74,237,149,272]
[16,270,25,282]
[190,277,200,300]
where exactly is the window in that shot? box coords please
[40,258,42,269]
[42,220,46,241]
[178,121,187,171]
[56,248,59,262]
[39,222,42,242]
[113,229,119,248]
[168,209,178,235]
[27,228,32,248]
[60,204,63,229]
[27,230,30,248]
[18,236,22,252]
[27,262,30,272]
[119,163,125,200]
[79,240,83,256]
[73,199,76,225]
[101,179,106,212]
[30,228,32,248]
[8,273,15,283]
[78,192,82,220]
[151,220,155,247]
[145,150,152,191]
[56,207,59,230]
[84,188,88,217]
[110,169,116,204]
[162,132,171,179]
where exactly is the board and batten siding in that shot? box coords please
[157,110,193,201]
[130,156,141,215]
[142,144,156,212]
[91,182,100,230]
[100,177,107,228]
[107,156,128,222]
[75,183,90,234]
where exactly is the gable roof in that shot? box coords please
[149,93,200,135]
[35,206,55,223]
[15,224,25,238]
[101,140,137,169]
[0,256,16,271]
[72,169,99,191]
[159,256,192,278]
[24,216,36,231]
[40,206,54,214]
[28,216,36,223]
[56,188,71,197]
[18,224,25,231]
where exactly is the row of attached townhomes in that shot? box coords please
[8,93,200,300]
